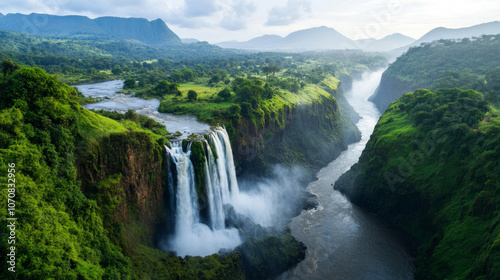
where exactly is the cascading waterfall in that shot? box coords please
[205,143,225,230]
[165,142,199,237]
[165,127,241,257]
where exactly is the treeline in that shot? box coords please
[0,30,386,87]
[385,34,500,104]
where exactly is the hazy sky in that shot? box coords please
[1,0,499,43]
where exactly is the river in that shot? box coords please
[280,69,415,280]
[77,75,415,278]
[76,80,210,138]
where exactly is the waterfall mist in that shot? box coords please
[161,127,306,257]
[233,165,305,228]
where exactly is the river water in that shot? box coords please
[76,80,210,138]
[77,76,415,278]
[280,70,415,280]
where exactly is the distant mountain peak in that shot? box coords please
[416,21,500,45]
[0,13,181,46]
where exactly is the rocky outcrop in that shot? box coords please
[77,131,166,249]
[368,72,414,113]
[230,80,361,177]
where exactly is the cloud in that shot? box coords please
[183,0,217,17]
[220,0,256,31]
[266,0,311,26]
[165,13,212,29]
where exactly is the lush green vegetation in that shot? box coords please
[0,28,388,278]
[0,64,135,279]
[371,34,500,111]
[0,62,311,279]
[336,88,500,279]
[236,234,306,280]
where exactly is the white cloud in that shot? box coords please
[183,0,218,17]
[220,0,256,30]
[0,0,500,43]
[266,0,311,26]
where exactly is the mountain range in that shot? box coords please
[390,21,500,56]
[217,21,500,53]
[216,26,416,52]
[216,26,356,51]
[0,13,181,46]
[1,13,499,53]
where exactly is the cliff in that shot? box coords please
[370,35,500,113]
[369,71,415,112]
[335,88,500,279]
[229,76,361,177]
[77,131,166,250]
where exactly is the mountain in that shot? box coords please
[391,21,500,55]
[414,21,500,45]
[283,26,354,49]
[216,26,355,51]
[0,13,4,18]
[181,38,200,44]
[356,33,415,52]
[0,13,181,46]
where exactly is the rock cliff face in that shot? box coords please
[77,131,166,249]
[231,79,360,177]
[369,72,414,113]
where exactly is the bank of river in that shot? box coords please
[280,70,415,280]
[77,80,210,138]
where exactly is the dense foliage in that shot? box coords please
[371,34,500,111]
[336,88,500,279]
[236,234,306,280]
[0,65,135,279]
[0,63,313,279]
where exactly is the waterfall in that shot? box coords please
[166,142,199,235]
[165,127,241,257]
[205,143,225,230]
[208,127,240,202]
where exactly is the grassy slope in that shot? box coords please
[335,88,500,279]
[159,76,338,123]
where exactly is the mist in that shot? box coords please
[233,165,306,228]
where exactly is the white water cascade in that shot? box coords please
[165,127,242,257]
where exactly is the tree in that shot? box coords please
[123,78,136,89]
[187,90,197,102]
[218,88,231,101]
[2,58,21,76]
[154,80,181,96]
[486,67,500,92]
[270,65,280,77]
[240,102,253,118]
[262,66,271,80]
[111,66,122,75]
[124,109,137,122]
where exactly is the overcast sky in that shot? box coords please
[1,0,499,43]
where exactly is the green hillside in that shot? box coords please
[371,34,500,111]
[336,88,500,279]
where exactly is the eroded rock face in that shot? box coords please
[231,88,360,178]
[77,131,165,248]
